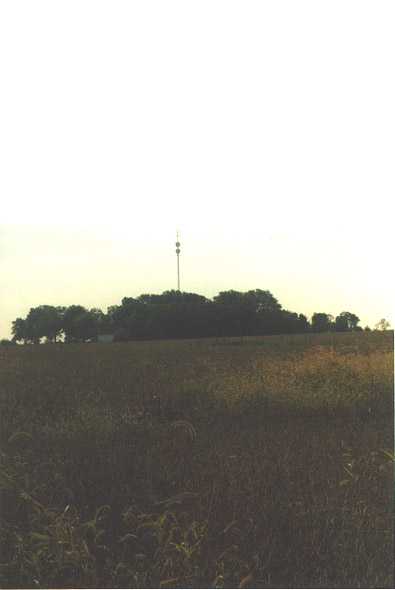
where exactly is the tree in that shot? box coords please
[10,287,363,343]
[107,298,139,338]
[298,314,310,332]
[278,311,310,334]
[311,313,334,333]
[213,290,245,306]
[161,290,209,305]
[63,306,98,342]
[245,289,282,314]
[11,318,28,343]
[334,311,360,332]
[139,291,209,305]
[0,338,16,346]
[90,308,107,335]
[375,318,391,331]
[25,305,64,342]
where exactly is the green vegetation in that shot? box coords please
[10,288,371,344]
[0,331,393,588]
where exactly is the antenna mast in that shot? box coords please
[175,231,181,292]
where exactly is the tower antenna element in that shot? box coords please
[175,231,181,292]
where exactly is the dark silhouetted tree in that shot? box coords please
[12,318,28,343]
[24,305,64,342]
[63,306,98,342]
[1,338,16,346]
[311,313,334,333]
[298,314,310,331]
[245,289,282,314]
[334,311,360,332]
[11,289,369,343]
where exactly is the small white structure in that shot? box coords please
[98,334,114,343]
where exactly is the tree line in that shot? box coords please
[3,288,375,345]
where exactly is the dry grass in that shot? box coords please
[0,331,393,588]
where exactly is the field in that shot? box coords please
[0,331,393,588]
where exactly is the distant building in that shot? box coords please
[97,334,114,343]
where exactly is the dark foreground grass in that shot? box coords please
[0,332,393,588]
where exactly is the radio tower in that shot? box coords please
[175,231,181,292]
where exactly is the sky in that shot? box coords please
[0,1,394,339]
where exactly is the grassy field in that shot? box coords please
[0,331,393,588]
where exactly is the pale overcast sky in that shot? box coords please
[1,1,394,339]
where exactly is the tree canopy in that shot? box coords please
[9,290,365,344]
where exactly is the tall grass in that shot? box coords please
[0,331,393,588]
